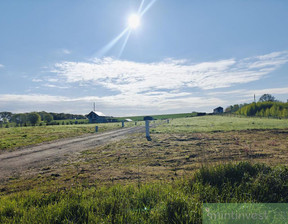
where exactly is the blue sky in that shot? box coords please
[0,0,288,116]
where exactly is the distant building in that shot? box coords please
[213,107,224,114]
[86,111,113,123]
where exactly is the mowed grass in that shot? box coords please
[153,115,288,133]
[0,122,141,152]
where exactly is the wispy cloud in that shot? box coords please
[32,78,43,82]
[207,87,288,104]
[42,84,69,89]
[208,87,288,97]
[0,64,4,68]
[2,51,287,115]
[61,49,71,55]
[0,94,68,103]
[252,87,288,95]
[51,51,288,94]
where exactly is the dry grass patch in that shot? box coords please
[1,129,287,194]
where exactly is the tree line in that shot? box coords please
[236,101,288,118]
[225,94,288,118]
[0,111,87,127]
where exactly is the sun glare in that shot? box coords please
[128,14,140,29]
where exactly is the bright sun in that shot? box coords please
[128,14,140,29]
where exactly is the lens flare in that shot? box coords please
[128,14,140,29]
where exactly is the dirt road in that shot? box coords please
[0,126,145,181]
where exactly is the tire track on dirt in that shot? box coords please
[0,126,145,181]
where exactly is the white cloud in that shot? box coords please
[207,87,288,106]
[249,87,288,96]
[47,78,60,82]
[2,51,287,115]
[32,78,43,82]
[51,51,288,94]
[0,64,4,68]
[42,84,69,89]
[62,49,71,54]
[52,58,236,92]
[0,94,68,103]
[209,87,288,97]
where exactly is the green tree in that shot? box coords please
[225,104,240,113]
[258,94,276,102]
[28,112,41,126]
[44,114,53,123]
[225,106,232,113]
[282,109,288,118]
[246,103,257,116]
[270,105,277,117]
[264,108,271,117]
[233,104,240,112]
[20,114,28,125]
[11,113,27,126]
[0,111,12,121]
[259,109,265,117]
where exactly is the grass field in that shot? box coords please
[0,115,287,223]
[0,121,142,151]
[152,115,288,133]
[1,115,287,152]
[115,112,199,121]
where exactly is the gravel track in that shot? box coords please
[0,125,145,181]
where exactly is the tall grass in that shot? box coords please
[0,162,287,223]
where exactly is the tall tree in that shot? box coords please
[0,112,12,121]
[44,114,53,123]
[28,112,41,126]
[258,94,276,102]
[11,113,27,125]
[282,109,288,118]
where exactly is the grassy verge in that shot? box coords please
[0,162,287,223]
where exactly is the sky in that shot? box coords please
[0,0,288,116]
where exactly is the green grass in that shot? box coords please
[0,162,287,223]
[48,119,89,125]
[153,115,288,133]
[115,112,198,121]
[1,115,287,151]
[1,115,288,222]
[0,122,141,151]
